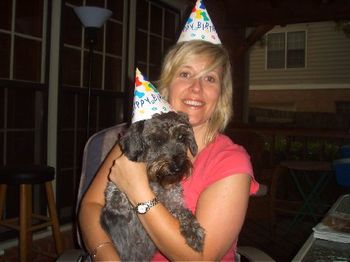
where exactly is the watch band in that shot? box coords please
[134,196,159,214]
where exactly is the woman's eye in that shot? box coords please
[205,75,216,83]
[179,71,190,78]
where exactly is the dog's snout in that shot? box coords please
[170,162,181,173]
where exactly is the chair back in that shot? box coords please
[333,158,350,187]
[76,122,128,246]
[225,129,266,179]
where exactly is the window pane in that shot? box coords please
[268,50,285,69]
[268,33,285,50]
[149,35,162,65]
[287,31,305,68]
[267,33,285,69]
[0,33,11,78]
[63,5,82,46]
[60,131,75,168]
[61,93,75,128]
[86,0,104,8]
[99,97,122,128]
[287,50,305,68]
[57,171,77,211]
[83,51,103,89]
[0,0,12,30]
[7,131,35,165]
[149,65,161,82]
[0,133,3,165]
[106,21,123,56]
[13,36,41,82]
[137,0,149,31]
[287,31,305,49]
[105,57,122,91]
[108,0,124,21]
[0,89,4,126]
[150,3,162,35]
[65,0,83,6]
[62,47,81,86]
[15,0,43,37]
[7,88,35,128]
[164,10,176,39]
[136,30,148,63]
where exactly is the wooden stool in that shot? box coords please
[0,166,63,262]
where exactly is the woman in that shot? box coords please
[79,40,259,261]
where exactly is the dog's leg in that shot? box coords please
[174,208,206,252]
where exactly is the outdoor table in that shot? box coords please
[292,194,350,261]
[280,160,332,231]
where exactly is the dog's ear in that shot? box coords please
[119,121,146,161]
[188,132,198,157]
[177,111,198,157]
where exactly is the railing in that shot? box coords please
[227,125,350,166]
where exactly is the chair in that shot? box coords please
[225,129,273,185]
[333,158,350,187]
[0,165,63,262]
[57,122,128,261]
[58,123,274,261]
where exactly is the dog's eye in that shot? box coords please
[177,134,186,142]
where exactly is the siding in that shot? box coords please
[249,21,350,87]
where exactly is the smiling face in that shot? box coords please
[167,55,222,131]
[159,40,233,145]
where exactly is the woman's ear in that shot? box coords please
[119,120,146,161]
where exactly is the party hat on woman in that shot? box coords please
[177,0,221,44]
[132,68,173,123]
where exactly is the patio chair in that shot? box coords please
[58,123,274,261]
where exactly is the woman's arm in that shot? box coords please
[78,145,122,261]
[110,154,251,260]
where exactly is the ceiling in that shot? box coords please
[184,0,350,28]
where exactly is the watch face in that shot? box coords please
[137,204,148,214]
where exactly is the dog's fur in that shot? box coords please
[100,111,205,261]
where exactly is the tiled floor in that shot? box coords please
[0,228,76,262]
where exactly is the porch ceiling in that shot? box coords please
[186,0,350,27]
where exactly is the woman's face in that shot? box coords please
[168,55,222,129]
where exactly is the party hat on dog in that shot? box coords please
[132,68,173,123]
[177,0,221,44]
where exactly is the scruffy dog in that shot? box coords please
[100,111,205,261]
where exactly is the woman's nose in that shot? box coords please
[189,78,203,93]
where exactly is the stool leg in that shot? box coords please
[45,182,63,255]
[0,184,7,219]
[20,184,32,262]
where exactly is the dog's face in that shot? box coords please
[120,111,198,187]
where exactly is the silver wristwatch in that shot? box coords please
[134,197,159,214]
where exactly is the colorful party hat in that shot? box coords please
[132,68,173,123]
[177,0,221,44]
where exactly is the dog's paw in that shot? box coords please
[177,209,205,252]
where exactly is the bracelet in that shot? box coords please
[90,241,114,259]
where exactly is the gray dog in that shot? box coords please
[100,111,205,261]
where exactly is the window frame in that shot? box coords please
[266,30,307,70]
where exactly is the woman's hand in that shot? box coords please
[108,148,154,206]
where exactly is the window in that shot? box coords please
[135,0,179,81]
[57,0,180,222]
[267,31,306,69]
[0,0,49,239]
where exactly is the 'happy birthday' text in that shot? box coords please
[134,93,163,109]
[183,21,216,32]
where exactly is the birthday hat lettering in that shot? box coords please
[177,0,221,44]
[132,68,173,123]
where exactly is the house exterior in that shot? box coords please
[248,21,350,127]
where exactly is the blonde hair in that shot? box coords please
[158,40,233,145]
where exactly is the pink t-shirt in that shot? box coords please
[152,134,259,261]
